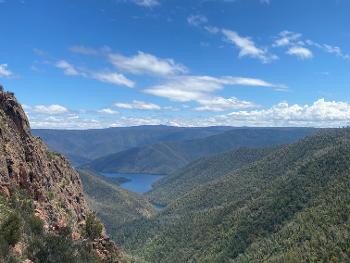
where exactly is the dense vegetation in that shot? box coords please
[84,127,316,174]
[147,147,277,205]
[33,126,232,166]
[78,169,155,244]
[0,190,115,263]
[113,128,350,262]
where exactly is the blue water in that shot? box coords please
[102,173,163,194]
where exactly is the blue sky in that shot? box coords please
[1,0,350,128]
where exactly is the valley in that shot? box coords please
[2,1,349,262]
[37,125,350,262]
[1,91,349,262]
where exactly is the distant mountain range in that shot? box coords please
[82,127,317,174]
[33,125,233,166]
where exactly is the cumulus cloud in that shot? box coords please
[222,29,277,63]
[33,104,69,115]
[187,15,208,27]
[27,98,350,129]
[286,46,313,59]
[109,51,187,76]
[29,115,102,129]
[217,99,350,127]
[115,100,161,110]
[0,64,14,77]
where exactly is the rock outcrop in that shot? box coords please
[0,89,121,262]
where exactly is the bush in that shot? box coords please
[84,213,103,240]
[0,212,22,247]
[27,214,44,235]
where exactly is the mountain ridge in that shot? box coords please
[84,127,317,174]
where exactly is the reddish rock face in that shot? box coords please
[0,91,121,262]
[0,91,89,230]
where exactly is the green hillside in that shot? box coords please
[115,128,350,263]
[85,127,316,174]
[147,147,277,205]
[33,126,232,166]
[78,169,156,243]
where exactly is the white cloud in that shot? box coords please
[187,15,208,27]
[144,75,285,112]
[144,75,286,103]
[98,108,119,115]
[33,104,69,115]
[130,0,159,7]
[91,71,135,88]
[273,31,302,47]
[286,46,313,59]
[222,29,277,63]
[274,30,350,60]
[109,51,187,76]
[55,60,79,76]
[29,115,102,129]
[204,26,220,34]
[195,96,258,112]
[307,40,350,60]
[55,60,134,88]
[28,99,350,129]
[216,99,350,127]
[0,64,14,77]
[115,100,161,110]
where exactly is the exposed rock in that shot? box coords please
[0,90,121,262]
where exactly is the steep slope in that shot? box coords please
[146,147,277,205]
[117,128,350,263]
[85,127,317,174]
[78,169,156,243]
[33,126,232,166]
[0,90,120,262]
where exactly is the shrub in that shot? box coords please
[0,212,22,247]
[84,213,103,240]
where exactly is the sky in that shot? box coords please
[0,0,350,129]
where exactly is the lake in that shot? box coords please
[102,173,163,194]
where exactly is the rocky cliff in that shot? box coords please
[0,89,121,262]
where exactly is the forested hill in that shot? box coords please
[33,126,232,166]
[146,147,277,205]
[83,127,317,174]
[78,169,155,243]
[116,128,350,263]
